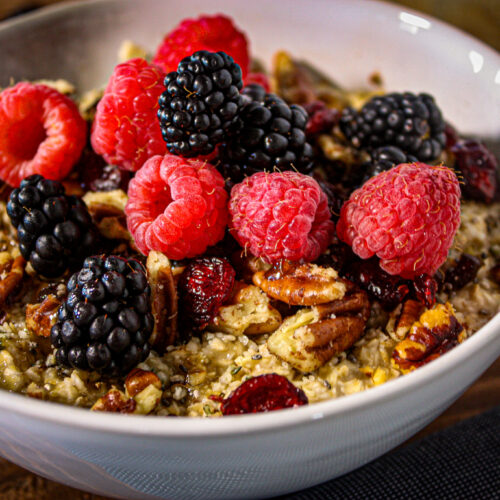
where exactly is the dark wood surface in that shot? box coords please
[1,357,499,499]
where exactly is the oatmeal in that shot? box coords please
[0,15,498,417]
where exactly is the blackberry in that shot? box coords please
[220,84,314,182]
[157,50,244,157]
[51,255,153,375]
[363,145,418,182]
[6,174,99,278]
[340,92,446,162]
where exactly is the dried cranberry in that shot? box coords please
[451,140,498,203]
[444,123,459,149]
[444,254,481,290]
[178,256,236,330]
[345,257,410,310]
[90,165,132,192]
[411,274,438,309]
[221,373,308,415]
[304,101,339,137]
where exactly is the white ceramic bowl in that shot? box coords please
[0,1,499,499]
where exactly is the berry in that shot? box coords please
[0,82,86,187]
[339,92,446,162]
[444,253,481,291]
[91,58,166,172]
[153,15,250,79]
[125,154,228,259]
[221,373,308,415]
[158,50,244,157]
[7,174,99,277]
[245,72,271,92]
[51,255,152,374]
[336,163,461,279]
[178,256,236,330]
[229,171,334,263]
[450,140,498,203]
[220,84,313,182]
[411,273,438,309]
[363,145,417,181]
[304,100,340,137]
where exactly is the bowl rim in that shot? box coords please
[0,0,499,437]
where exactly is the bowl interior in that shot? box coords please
[0,0,499,138]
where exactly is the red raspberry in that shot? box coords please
[178,256,236,330]
[337,163,461,279]
[0,82,86,187]
[91,58,166,172]
[125,154,228,259]
[245,72,271,92]
[153,15,250,79]
[229,171,334,263]
[221,373,308,415]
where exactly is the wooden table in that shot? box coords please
[1,357,499,499]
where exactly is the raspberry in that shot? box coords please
[221,373,308,415]
[229,171,334,263]
[91,58,166,172]
[245,72,271,92]
[0,82,86,187]
[125,154,228,259]
[153,15,250,79]
[337,163,461,279]
[178,256,236,330]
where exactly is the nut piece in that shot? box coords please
[91,389,137,414]
[125,368,162,398]
[208,284,282,336]
[25,294,61,338]
[392,302,465,373]
[92,369,162,414]
[230,250,271,282]
[267,289,370,372]
[147,251,178,352]
[0,255,25,306]
[253,261,346,306]
[82,189,133,242]
[386,299,425,341]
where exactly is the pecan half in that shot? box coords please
[267,288,370,372]
[392,302,465,373]
[147,251,178,352]
[253,261,346,306]
[386,299,425,341]
[25,294,61,338]
[208,284,282,336]
[0,255,25,306]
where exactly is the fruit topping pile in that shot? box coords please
[0,13,498,417]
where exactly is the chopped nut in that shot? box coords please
[147,251,178,352]
[231,250,271,281]
[82,189,133,243]
[91,389,136,413]
[125,368,161,398]
[392,302,465,373]
[118,40,149,62]
[208,284,281,336]
[386,299,425,341]
[92,369,162,414]
[253,261,346,306]
[25,294,61,338]
[267,289,370,372]
[0,255,25,306]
